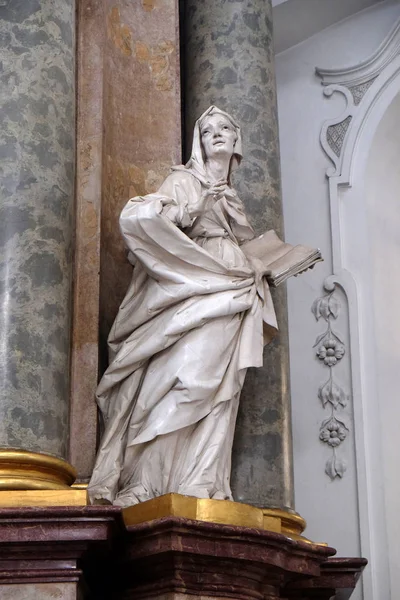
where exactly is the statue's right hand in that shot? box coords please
[208,180,228,199]
[194,180,227,215]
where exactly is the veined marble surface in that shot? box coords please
[183,0,293,509]
[0,1,75,456]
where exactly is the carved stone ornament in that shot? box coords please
[312,283,349,480]
[313,19,400,481]
[316,20,400,176]
[326,115,352,158]
[315,18,400,596]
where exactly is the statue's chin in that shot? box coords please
[211,145,231,155]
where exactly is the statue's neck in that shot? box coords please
[205,157,230,183]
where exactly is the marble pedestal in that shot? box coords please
[0,506,366,599]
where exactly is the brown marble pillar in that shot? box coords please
[71,0,182,481]
[69,0,104,482]
[182,0,294,510]
[99,0,182,346]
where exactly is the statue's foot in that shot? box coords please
[114,482,150,507]
[91,497,112,506]
[211,490,233,501]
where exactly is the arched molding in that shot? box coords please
[315,18,400,600]
[316,20,400,87]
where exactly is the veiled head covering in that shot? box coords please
[173,106,242,185]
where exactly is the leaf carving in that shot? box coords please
[319,296,331,321]
[328,294,340,318]
[330,328,344,345]
[332,380,347,407]
[325,455,347,480]
[333,416,349,430]
[334,457,347,477]
[320,415,348,430]
[318,378,347,408]
[325,456,337,479]
[313,330,329,348]
[311,297,323,321]
[319,379,348,408]
[311,291,341,321]
[318,378,332,408]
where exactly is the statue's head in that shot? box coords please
[199,109,240,162]
[187,106,242,182]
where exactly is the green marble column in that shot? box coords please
[183,0,294,510]
[0,1,75,463]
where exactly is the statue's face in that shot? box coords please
[200,114,237,160]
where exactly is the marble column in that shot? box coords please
[69,0,104,482]
[70,0,182,483]
[0,2,75,470]
[183,0,294,510]
[99,0,181,351]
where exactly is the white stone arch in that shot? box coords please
[317,21,400,599]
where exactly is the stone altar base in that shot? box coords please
[0,506,366,599]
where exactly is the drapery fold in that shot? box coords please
[88,107,278,506]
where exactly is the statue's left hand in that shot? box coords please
[247,255,269,280]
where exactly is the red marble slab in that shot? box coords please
[284,557,368,599]
[119,517,335,599]
[0,507,366,599]
[0,506,122,586]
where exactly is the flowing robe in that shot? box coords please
[88,170,278,507]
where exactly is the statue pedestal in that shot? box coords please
[117,517,366,600]
[121,493,304,535]
[118,516,333,599]
[0,505,366,599]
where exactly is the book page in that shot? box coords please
[268,245,316,277]
[241,230,292,266]
[241,229,322,287]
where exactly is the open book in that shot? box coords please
[241,230,323,287]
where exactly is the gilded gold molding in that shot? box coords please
[0,489,88,507]
[122,494,328,546]
[123,493,280,531]
[263,508,327,546]
[0,449,77,490]
[262,507,306,537]
[71,482,89,490]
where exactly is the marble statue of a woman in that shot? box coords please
[88,106,279,507]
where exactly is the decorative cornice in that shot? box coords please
[317,17,400,177]
[316,21,400,87]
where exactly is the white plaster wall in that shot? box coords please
[365,93,400,596]
[273,0,384,54]
[275,1,400,599]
